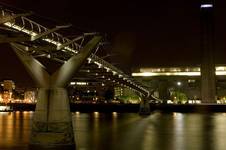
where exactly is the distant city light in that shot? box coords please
[177,82,182,86]
[94,112,99,118]
[70,82,76,85]
[70,82,87,85]
[200,4,213,8]
[112,112,118,117]
[132,72,200,76]
[188,79,195,83]
[0,106,11,111]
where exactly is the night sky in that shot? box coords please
[0,0,226,86]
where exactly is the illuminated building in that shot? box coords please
[0,93,3,102]
[132,66,226,77]
[3,80,15,91]
[132,66,226,103]
[0,80,15,103]
[114,87,123,97]
[24,91,36,103]
[2,91,12,103]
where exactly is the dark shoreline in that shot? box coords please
[3,103,226,113]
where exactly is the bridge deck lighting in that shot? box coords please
[2,12,149,96]
[200,4,213,8]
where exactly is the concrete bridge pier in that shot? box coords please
[139,97,150,115]
[30,87,74,150]
[10,36,102,149]
[158,79,169,103]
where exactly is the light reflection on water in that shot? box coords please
[73,112,226,150]
[0,111,33,150]
[2,111,226,150]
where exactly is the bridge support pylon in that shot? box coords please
[139,97,150,115]
[10,36,102,149]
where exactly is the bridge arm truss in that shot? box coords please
[0,7,149,97]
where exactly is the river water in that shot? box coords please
[1,111,226,150]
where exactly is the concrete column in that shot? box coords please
[10,36,102,149]
[158,79,169,103]
[32,88,49,132]
[139,97,150,115]
[200,1,216,103]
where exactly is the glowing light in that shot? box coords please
[188,79,195,83]
[104,67,110,72]
[201,4,213,8]
[216,66,226,71]
[177,82,182,86]
[112,71,117,75]
[216,71,226,76]
[98,64,102,68]
[188,100,201,104]
[70,82,87,85]
[87,58,92,63]
[94,112,99,118]
[0,106,11,111]
[167,100,173,104]
[4,22,77,54]
[94,61,102,67]
[132,70,226,77]
[112,112,118,117]
[132,72,200,76]
[70,82,76,85]
[4,22,36,36]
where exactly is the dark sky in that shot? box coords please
[0,0,226,86]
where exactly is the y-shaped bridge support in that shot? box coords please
[10,36,102,149]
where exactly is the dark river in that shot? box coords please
[1,111,226,150]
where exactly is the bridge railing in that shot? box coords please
[0,7,150,97]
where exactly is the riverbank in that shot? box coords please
[4,103,226,113]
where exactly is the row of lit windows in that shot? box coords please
[133,66,226,77]
[139,66,226,73]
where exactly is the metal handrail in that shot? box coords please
[0,7,150,96]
